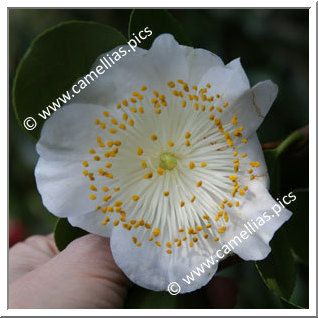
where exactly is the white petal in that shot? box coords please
[221,179,292,260]
[68,211,114,237]
[35,158,98,217]
[180,46,224,85]
[110,225,219,293]
[198,58,250,103]
[35,103,114,217]
[239,133,269,188]
[221,80,278,137]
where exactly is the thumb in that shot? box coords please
[10,234,130,308]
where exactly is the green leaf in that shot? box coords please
[255,229,296,301]
[264,131,305,197]
[54,218,88,251]
[125,285,210,309]
[285,189,309,264]
[13,21,127,140]
[128,9,191,49]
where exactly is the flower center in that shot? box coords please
[159,152,177,170]
[81,79,261,254]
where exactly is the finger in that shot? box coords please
[9,234,130,309]
[9,234,58,284]
[205,276,238,308]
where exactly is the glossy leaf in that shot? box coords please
[13,21,126,139]
[256,229,296,301]
[128,9,191,49]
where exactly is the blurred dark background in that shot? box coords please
[9,9,309,308]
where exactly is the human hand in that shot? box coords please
[9,233,238,309]
[9,234,130,308]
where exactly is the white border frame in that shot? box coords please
[3,1,316,316]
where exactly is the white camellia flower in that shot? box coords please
[35,34,292,293]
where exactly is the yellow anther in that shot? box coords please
[185,131,191,139]
[122,100,128,106]
[242,139,248,143]
[209,105,215,111]
[188,94,193,101]
[105,163,112,168]
[235,201,240,207]
[90,184,97,191]
[109,128,117,134]
[189,241,194,248]
[224,212,229,222]
[223,102,229,108]
[239,189,245,196]
[94,119,100,125]
[164,191,170,196]
[150,134,157,141]
[185,140,191,147]
[117,103,121,109]
[130,98,137,104]
[189,161,195,169]
[250,175,256,180]
[128,119,134,126]
[155,241,161,247]
[229,175,238,181]
[218,226,226,234]
[137,148,143,156]
[194,103,199,110]
[100,123,106,129]
[131,107,137,114]
[107,206,114,212]
[93,155,100,161]
[192,85,198,90]
[201,162,207,167]
[139,107,144,113]
[193,237,198,243]
[132,195,139,201]
[141,161,147,169]
[113,220,120,226]
[196,180,202,187]
[250,161,260,167]
[201,105,206,111]
[177,79,184,84]
[167,81,175,88]
[214,237,220,242]
[89,149,96,154]
[110,118,117,125]
[153,228,160,237]
[191,195,196,203]
[122,113,128,121]
[233,151,238,156]
[140,85,147,91]
[244,186,248,191]
[89,194,96,200]
[114,201,123,207]
[106,141,113,148]
[203,234,209,239]
[227,138,234,147]
[143,171,153,179]
[157,168,164,175]
[182,100,187,107]
[196,226,203,231]
[132,237,137,244]
[118,123,126,130]
[102,186,109,192]
[217,107,223,113]
[148,236,154,241]
[82,161,88,167]
[167,141,174,147]
[103,194,112,202]
[103,111,109,117]
[180,201,185,207]
[166,241,172,248]
[233,158,239,164]
[153,90,159,97]
[216,94,221,98]
[155,109,161,114]
[166,250,172,254]
[145,223,151,229]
